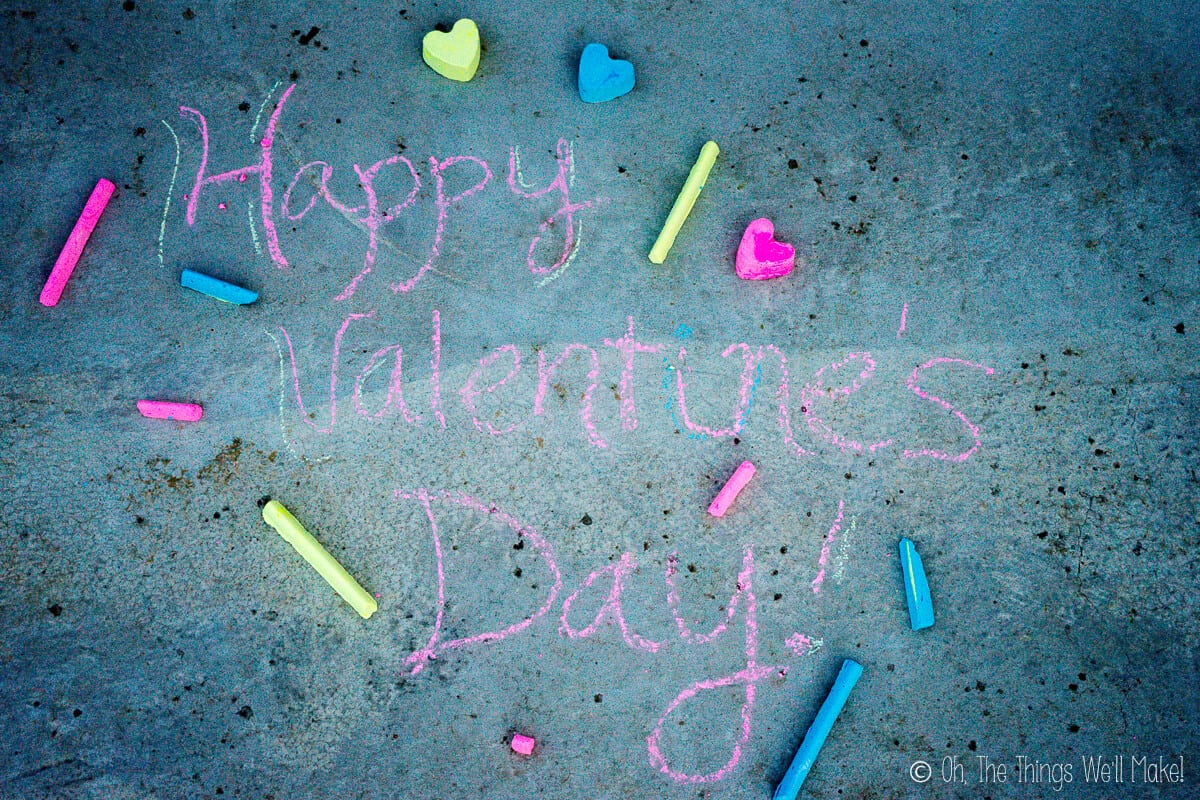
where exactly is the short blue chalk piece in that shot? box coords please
[899,537,935,631]
[774,659,864,800]
[578,43,635,103]
[180,269,258,305]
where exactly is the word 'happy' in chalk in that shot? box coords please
[511,733,536,755]
[899,537,934,630]
[180,269,258,305]
[422,19,480,82]
[735,218,795,280]
[774,659,863,800]
[137,400,204,422]
[649,141,719,264]
[261,500,378,619]
[708,460,756,517]
[40,178,115,307]
[578,43,635,103]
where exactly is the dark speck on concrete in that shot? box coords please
[237,705,253,719]
[122,0,135,10]
[238,101,250,112]
[182,8,195,19]
[580,513,592,525]
[256,496,270,508]
[298,26,320,46]
[48,604,62,617]
[1174,322,1185,334]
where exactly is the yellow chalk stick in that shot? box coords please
[648,140,720,264]
[261,500,378,619]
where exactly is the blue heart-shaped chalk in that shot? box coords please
[578,43,635,103]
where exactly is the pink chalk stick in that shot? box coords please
[40,178,116,307]
[511,733,536,755]
[708,460,756,517]
[734,218,794,280]
[137,400,204,422]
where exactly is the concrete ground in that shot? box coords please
[0,1,1197,798]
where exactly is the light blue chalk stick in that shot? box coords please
[180,269,258,305]
[578,43,635,103]
[774,659,863,800]
[899,537,935,631]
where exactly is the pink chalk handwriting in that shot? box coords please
[799,352,894,454]
[507,140,605,278]
[397,488,563,676]
[459,344,523,435]
[273,312,995,463]
[810,499,845,594]
[392,488,837,784]
[647,548,787,783]
[533,344,606,447]
[902,357,996,462]
[559,553,661,653]
[390,155,493,295]
[602,317,662,432]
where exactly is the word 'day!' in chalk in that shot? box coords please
[735,218,795,280]
[422,19,480,82]
[899,537,934,630]
[774,659,863,800]
[261,500,378,619]
[708,460,756,517]
[137,400,203,422]
[511,733,536,755]
[578,43,635,103]
[40,178,116,306]
[649,141,719,264]
[180,269,258,305]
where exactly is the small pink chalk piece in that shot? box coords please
[40,178,116,307]
[708,460,757,517]
[137,400,204,422]
[735,218,795,281]
[511,733,536,755]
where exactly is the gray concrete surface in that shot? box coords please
[0,1,1197,798]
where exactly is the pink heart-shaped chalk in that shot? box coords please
[735,218,795,280]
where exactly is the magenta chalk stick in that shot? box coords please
[137,400,204,422]
[511,734,536,755]
[708,460,757,517]
[40,178,115,307]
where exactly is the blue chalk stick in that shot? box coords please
[180,269,258,305]
[899,537,935,631]
[578,43,635,103]
[774,659,863,800]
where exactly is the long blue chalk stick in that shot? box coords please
[899,537,935,631]
[180,269,258,305]
[773,659,863,800]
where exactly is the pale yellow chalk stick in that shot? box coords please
[648,140,720,264]
[261,500,378,619]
